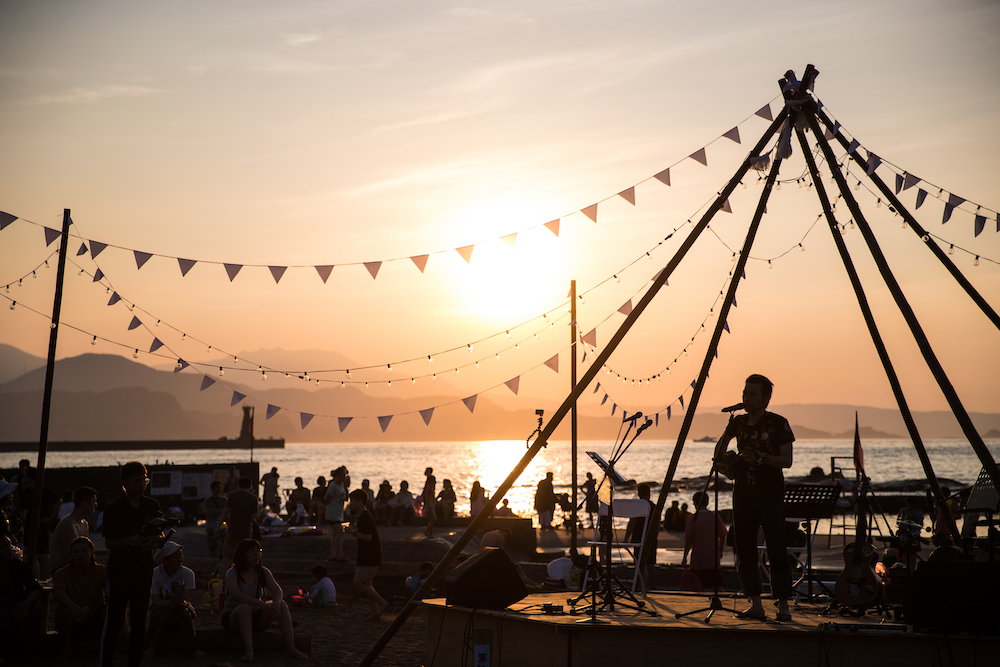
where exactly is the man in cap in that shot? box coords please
[144,541,204,658]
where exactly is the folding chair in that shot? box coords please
[583,499,652,594]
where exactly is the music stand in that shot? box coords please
[782,483,841,602]
[960,467,1000,561]
[568,423,657,620]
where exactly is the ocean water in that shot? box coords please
[12,438,997,518]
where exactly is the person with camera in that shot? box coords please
[100,461,165,667]
[713,374,795,622]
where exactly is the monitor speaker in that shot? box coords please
[903,560,1000,635]
[445,547,529,610]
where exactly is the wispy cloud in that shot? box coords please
[285,33,321,48]
[19,85,159,106]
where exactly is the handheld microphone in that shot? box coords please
[721,403,745,413]
[622,411,643,423]
[637,419,653,434]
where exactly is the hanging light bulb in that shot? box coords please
[181,333,187,341]
[495,353,500,360]
[849,220,855,229]
[432,374,437,380]
[901,220,908,229]
[91,336,97,345]
[876,199,882,208]
[428,355,433,364]
[155,319,160,327]
[19,279,24,287]
[304,372,310,381]
[455,368,460,375]
[973,256,980,267]
[613,275,620,283]
[387,380,391,387]
[533,333,538,339]
[741,181,747,189]
[410,378,415,384]
[365,382,368,388]
[218,367,224,376]
[768,260,773,269]
[731,252,737,262]
[32,271,37,279]
[387,364,392,373]
[515,343,520,350]
[341,382,345,388]
[175,360,183,370]
[776,182,781,191]
[284,372,290,378]
[579,295,585,304]
[799,243,805,252]
[345,370,351,379]
[475,361,479,368]
[50,322,56,329]
[467,344,473,352]
[505,330,511,338]
[207,345,212,352]
[4,285,8,293]
[948,244,955,255]
[233,356,238,363]
[133,349,139,359]
[921,235,930,243]
[261,371,267,381]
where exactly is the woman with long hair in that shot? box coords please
[221,539,307,662]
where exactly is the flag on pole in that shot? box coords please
[853,411,864,473]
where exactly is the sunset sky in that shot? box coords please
[1,1,998,429]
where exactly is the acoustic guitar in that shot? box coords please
[834,474,883,608]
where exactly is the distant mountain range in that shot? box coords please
[2,344,999,444]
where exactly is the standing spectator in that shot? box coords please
[664,500,681,532]
[144,542,205,659]
[345,489,389,621]
[260,467,281,515]
[218,477,259,570]
[99,461,163,667]
[677,503,691,531]
[388,481,415,526]
[323,467,347,561]
[202,481,227,559]
[49,486,98,573]
[0,534,43,661]
[374,481,394,525]
[221,539,307,662]
[287,478,311,525]
[681,491,728,590]
[56,489,75,520]
[624,483,659,589]
[469,481,489,516]
[582,473,598,528]
[436,479,456,525]
[224,466,240,495]
[52,536,106,659]
[422,468,437,538]
[310,476,327,526]
[534,472,556,530]
[18,466,58,579]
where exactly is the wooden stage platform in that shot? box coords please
[422,591,998,666]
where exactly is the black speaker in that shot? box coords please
[903,560,1000,634]
[445,547,529,610]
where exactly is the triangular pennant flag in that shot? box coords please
[266,404,280,420]
[594,382,601,393]
[618,300,632,316]
[544,354,559,373]
[268,266,287,283]
[544,219,560,236]
[108,292,121,306]
[903,173,920,191]
[90,241,107,259]
[654,168,671,186]
[0,212,16,230]
[582,328,597,347]
[865,153,881,176]
[915,189,928,209]
[679,395,685,409]
[178,258,197,276]
[500,233,517,249]
[975,215,986,237]
[722,127,741,144]
[420,408,434,425]
[128,316,142,331]
[315,265,334,283]
[721,199,732,214]
[92,269,104,282]
[505,377,520,395]
[755,104,772,121]
[847,139,860,155]
[462,395,477,413]
[689,148,708,166]
[824,121,841,140]
[942,194,965,224]
[611,403,617,416]
[364,261,381,279]
[456,245,475,263]
[724,321,730,333]
[581,204,598,223]
[667,405,671,420]
[690,380,696,389]
[894,174,904,195]
[733,296,737,307]
[173,359,189,373]
[300,413,314,429]
[224,264,243,281]
[410,255,429,273]
[618,187,636,206]
[230,391,246,406]
[44,227,61,246]
[200,376,216,391]
[76,243,88,256]
[149,338,164,353]
[601,394,608,406]
[378,415,392,432]
[338,417,353,433]
[996,212,999,233]
[134,251,153,270]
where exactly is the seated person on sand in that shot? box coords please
[144,541,205,659]
[388,481,415,526]
[373,481,394,525]
[222,538,307,662]
[302,564,336,607]
[52,536,107,659]
[480,528,511,549]
[406,562,434,597]
[494,499,515,517]
[0,535,43,661]
[49,486,99,574]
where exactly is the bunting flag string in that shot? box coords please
[0,96,792,284]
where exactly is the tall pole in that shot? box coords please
[25,208,71,569]
[570,279,579,557]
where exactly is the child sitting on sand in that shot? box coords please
[303,564,336,606]
[405,562,434,596]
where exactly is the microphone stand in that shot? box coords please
[676,412,735,622]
